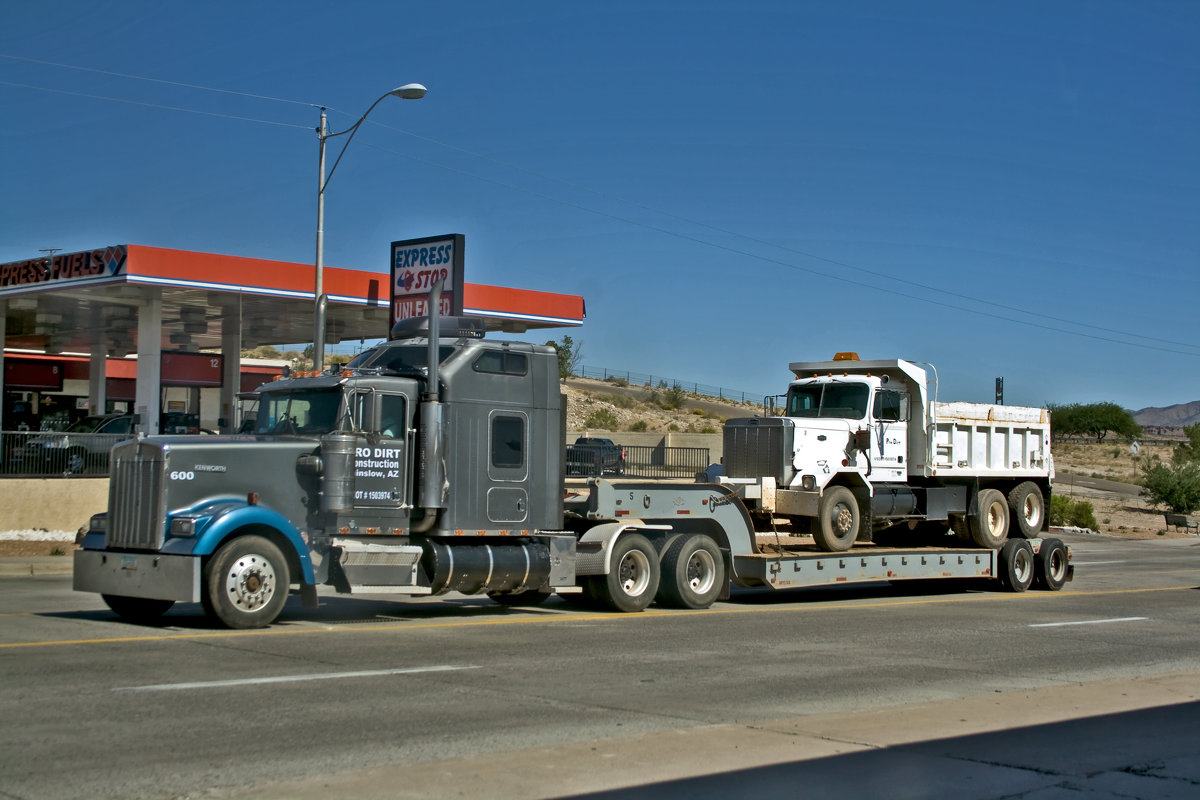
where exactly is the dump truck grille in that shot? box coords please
[723,418,795,485]
[106,439,168,551]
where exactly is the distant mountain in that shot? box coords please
[1133,401,1200,428]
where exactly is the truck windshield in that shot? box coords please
[786,382,869,420]
[255,389,344,435]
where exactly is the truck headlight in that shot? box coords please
[169,518,197,537]
[89,513,107,533]
[801,475,816,490]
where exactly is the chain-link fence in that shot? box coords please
[576,366,766,405]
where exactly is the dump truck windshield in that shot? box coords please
[787,382,870,420]
[255,389,344,435]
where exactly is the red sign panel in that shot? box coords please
[4,359,65,390]
[161,352,223,387]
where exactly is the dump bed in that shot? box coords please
[926,401,1051,478]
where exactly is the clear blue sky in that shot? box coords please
[2,1,1197,410]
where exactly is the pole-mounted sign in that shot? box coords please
[390,234,465,329]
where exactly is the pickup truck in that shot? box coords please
[566,436,626,476]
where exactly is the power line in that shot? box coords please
[0,80,310,129]
[3,59,1194,358]
[0,54,314,107]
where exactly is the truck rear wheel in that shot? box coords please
[814,486,859,552]
[658,535,724,609]
[203,535,290,629]
[969,489,1010,549]
[1034,538,1069,590]
[1008,482,1045,538]
[593,533,660,612]
[998,538,1034,592]
[102,594,175,622]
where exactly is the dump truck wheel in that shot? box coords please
[203,535,289,629]
[814,486,859,552]
[658,535,724,609]
[1008,482,1045,538]
[970,489,1010,549]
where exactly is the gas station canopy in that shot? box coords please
[0,244,585,433]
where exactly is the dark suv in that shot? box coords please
[566,437,626,476]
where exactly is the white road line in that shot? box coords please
[115,664,478,692]
[1029,617,1148,628]
[1070,560,1127,566]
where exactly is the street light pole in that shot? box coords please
[313,83,427,372]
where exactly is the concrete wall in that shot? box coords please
[0,478,108,535]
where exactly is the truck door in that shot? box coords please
[486,409,529,523]
[872,389,909,479]
[351,390,412,511]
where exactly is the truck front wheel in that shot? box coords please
[969,489,1010,549]
[203,535,290,629]
[814,486,859,552]
[591,534,660,612]
[658,534,724,609]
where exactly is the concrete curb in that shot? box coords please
[0,557,74,577]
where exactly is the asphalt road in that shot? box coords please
[1,532,1198,799]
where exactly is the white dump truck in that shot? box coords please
[720,353,1053,552]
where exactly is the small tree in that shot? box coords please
[1140,458,1200,513]
[1172,423,1200,465]
[544,335,582,379]
[1048,402,1141,442]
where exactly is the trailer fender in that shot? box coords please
[163,499,315,584]
[576,523,672,576]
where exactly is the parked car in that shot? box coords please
[19,414,135,474]
[566,436,626,476]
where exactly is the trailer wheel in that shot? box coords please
[487,589,551,607]
[1007,482,1044,538]
[101,594,174,622]
[658,535,724,609]
[203,535,290,629]
[969,489,1010,549]
[814,486,859,552]
[594,533,660,612]
[998,538,1034,592]
[1034,538,1069,591]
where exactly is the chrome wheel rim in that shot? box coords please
[686,549,717,595]
[223,553,277,612]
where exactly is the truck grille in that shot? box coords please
[723,418,795,485]
[106,439,168,551]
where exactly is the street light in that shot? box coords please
[313,83,427,372]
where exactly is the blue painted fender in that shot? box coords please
[173,500,315,585]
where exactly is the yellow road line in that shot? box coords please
[1,584,1194,650]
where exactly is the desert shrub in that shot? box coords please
[629,420,648,432]
[611,394,635,409]
[699,426,717,434]
[1049,495,1099,529]
[605,376,629,387]
[584,409,619,430]
[1140,458,1200,513]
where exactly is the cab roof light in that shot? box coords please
[833,352,860,361]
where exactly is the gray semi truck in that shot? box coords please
[74,306,1072,628]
